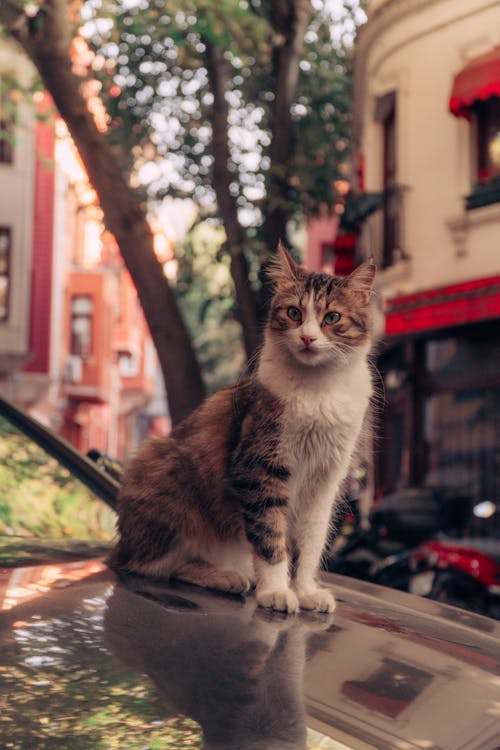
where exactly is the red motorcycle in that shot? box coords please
[409,503,500,619]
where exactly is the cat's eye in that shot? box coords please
[323,311,341,325]
[287,306,302,322]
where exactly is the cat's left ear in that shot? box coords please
[267,241,301,284]
[346,259,376,304]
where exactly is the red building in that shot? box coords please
[0,62,166,458]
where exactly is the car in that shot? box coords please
[1,396,499,749]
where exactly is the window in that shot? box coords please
[0,90,14,164]
[475,96,500,181]
[118,351,140,378]
[382,99,398,267]
[449,49,500,208]
[375,91,400,267]
[70,295,93,359]
[0,227,11,322]
[321,243,335,273]
[342,659,433,718]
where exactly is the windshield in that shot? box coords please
[0,413,116,543]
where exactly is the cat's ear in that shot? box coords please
[267,241,301,284]
[346,259,376,304]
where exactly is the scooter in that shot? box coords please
[327,486,470,582]
[408,510,500,620]
[326,487,500,618]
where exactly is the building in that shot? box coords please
[352,0,500,524]
[0,46,166,458]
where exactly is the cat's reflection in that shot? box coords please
[104,577,332,750]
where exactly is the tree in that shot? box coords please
[175,219,246,394]
[85,0,359,348]
[0,0,364,420]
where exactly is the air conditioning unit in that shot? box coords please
[65,355,83,383]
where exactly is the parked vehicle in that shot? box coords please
[87,447,125,483]
[326,486,500,618]
[326,487,466,584]
[409,537,500,619]
[1,396,500,749]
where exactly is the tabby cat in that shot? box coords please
[109,244,376,613]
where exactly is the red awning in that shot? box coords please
[449,47,500,118]
[385,275,500,337]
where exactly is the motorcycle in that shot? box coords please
[325,487,500,619]
[408,512,500,619]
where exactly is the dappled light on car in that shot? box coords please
[0,560,106,611]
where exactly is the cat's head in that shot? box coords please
[266,243,376,369]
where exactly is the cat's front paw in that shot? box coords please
[256,588,299,614]
[297,588,336,613]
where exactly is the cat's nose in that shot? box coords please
[301,335,317,347]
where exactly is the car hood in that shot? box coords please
[0,543,499,750]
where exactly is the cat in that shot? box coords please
[108,243,376,613]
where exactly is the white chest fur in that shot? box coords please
[258,342,372,493]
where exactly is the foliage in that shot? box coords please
[0,590,203,748]
[0,576,340,749]
[0,0,367,409]
[175,219,246,392]
[0,417,116,540]
[83,0,363,235]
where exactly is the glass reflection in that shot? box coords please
[0,567,335,750]
[104,577,334,750]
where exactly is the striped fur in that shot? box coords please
[110,246,376,613]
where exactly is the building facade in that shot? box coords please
[0,48,165,458]
[353,0,500,526]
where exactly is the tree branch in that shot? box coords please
[204,39,260,360]
[264,0,312,257]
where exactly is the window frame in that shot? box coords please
[70,294,94,360]
[473,96,500,182]
[374,90,401,268]
[0,226,11,323]
[0,90,15,165]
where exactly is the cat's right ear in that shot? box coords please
[266,241,300,284]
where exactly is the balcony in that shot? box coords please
[348,186,407,269]
[466,176,500,210]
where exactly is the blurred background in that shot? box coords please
[0,0,499,530]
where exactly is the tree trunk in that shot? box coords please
[2,0,205,425]
[204,40,260,361]
[262,0,312,284]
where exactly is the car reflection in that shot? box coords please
[104,576,334,750]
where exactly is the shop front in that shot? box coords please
[377,277,500,537]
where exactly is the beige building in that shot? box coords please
[0,50,36,379]
[354,0,499,305]
[352,0,500,520]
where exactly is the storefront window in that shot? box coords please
[424,389,500,498]
[424,331,500,535]
[426,336,500,383]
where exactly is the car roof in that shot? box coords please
[1,555,498,750]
